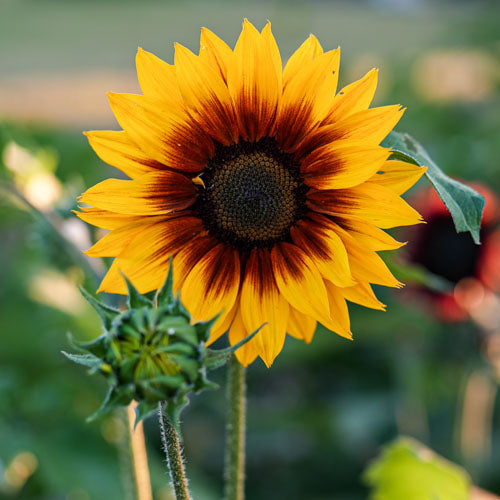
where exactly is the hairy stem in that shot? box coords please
[158,402,191,500]
[224,355,246,500]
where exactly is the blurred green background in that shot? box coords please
[1,0,499,499]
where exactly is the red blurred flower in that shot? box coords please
[404,183,500,322]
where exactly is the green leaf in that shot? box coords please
[363,437,471,500]
[87,384,135,421]
[385,258,453,294]
[120,273,153,309]
[194,314,220,343]
[134,401,159,427]
[66,332,108,358]
[61,351,102,370]
[155,256,175,308]
[205,323,267,371]
[382,131,485,244]
[79,285,120,330]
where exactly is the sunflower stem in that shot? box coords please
[158,402,191,500]
[126,402,153,500]
[224,354,246,500]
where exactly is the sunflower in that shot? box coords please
[77,20,426,367]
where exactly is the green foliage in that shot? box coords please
[382,131,485,244]
[364,437,471,500]
[65,264,260,429]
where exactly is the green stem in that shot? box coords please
[224,355,246,500]
[158,402,191,500]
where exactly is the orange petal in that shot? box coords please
[283,34,323,88]
[370,160,427,195]
[322,281,352,339]
[334,217,405,251]
[79,171,196,215]
[240,248,289,367]
[227,19,280,141]
[271,242,331,325]
[136,48,183,105]
[290,213,354,287]
[342,281,386,311]
[199,27,233,82]
[84,130,164,179]
[75,208,141,230]
[107,92,213,172]
[302,141,390,190]
[332,223,403,288]
[307,182,424,229]
[181,243,241,322]
[207,298,238,346]
[325,68,378,123]
[287,307,317,344]
[84,216,165,258]
[174,43,238,145]
[229,305,259,367]
[277,48,340,151]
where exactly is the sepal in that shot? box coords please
[79,285,120,330]
[205,323,266,371]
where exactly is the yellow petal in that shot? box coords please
[261,22,282,90]
[371,160,427,195]
[98,253,170,295]
[199,27,233,81]
[136,48,183,105]
[283,34,323,88]
[227,19,280,141]
[338,218,405,251]
[315,105,404,146]
[207,299,238,346]
[287,307,317,343]
[303,141,390,190]
[84,217,164,257]
[84,130,163,179]
[181,243,240,322]
[240,248,289,368]
[118,215,204,261]
[277,48,340,151]
[75,208,141,230]
[79,171,195,215]
[172,234,218,292]
[308,181,424,229]
[271,242,331,325]
[333,223,403,288]
[342,281,386,310]
[291,214,354,287]
[174,43,238,145]
[325,68,378,123]
[322,281,352,339]
[107,92,213,172]
[229,306,259,367]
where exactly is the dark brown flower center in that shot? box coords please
[196,138,306,250]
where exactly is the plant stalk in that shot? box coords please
[224,354,246,500]
[158,402,191,500]
[126,402,153,500]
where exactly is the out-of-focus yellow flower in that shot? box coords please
[3,141,62,211]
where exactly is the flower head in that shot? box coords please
[77,20,425,367]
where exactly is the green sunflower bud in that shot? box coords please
[64,260,263,428]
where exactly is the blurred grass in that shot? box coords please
[0,0,499,499]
